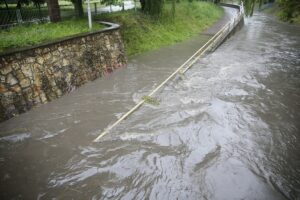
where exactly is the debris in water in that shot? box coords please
[142,96,160,105]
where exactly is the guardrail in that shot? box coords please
[205,2,245,52]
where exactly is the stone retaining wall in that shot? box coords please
[0,22,127,122]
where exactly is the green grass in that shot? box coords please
[0,19,103,52]
[96,1,223,56]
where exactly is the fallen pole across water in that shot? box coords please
[94,3,244,142]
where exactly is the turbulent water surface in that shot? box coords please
[0,10,300,200]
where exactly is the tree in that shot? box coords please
[47,0,61,22]
[277,0,300,22]
[14,0,45,9]
[101,0,119,12]
[72,0,84,17]
[15,0,30,9]
[142,0,164,17]
[2,0,9,10]
[171,0,175,18]
[32,0,46,18]
[140,0,145,11]
[243,0,255,16]
[4,0,60,22]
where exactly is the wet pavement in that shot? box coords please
[1,6,300,200]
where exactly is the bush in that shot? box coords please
[277,0,300,22]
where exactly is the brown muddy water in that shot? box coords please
[0,10,300,200]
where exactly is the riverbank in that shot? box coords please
[262,3,300,24]
[0,2,223,55]
[96,2,223,56]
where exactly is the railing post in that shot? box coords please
[94,3,97,15]
[16,9,23,24]
[87,0,92,29]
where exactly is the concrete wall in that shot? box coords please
[209,3,244,52]
[0,22,127,122]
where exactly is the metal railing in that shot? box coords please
[0,6,49,28]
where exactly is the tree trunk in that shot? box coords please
[171,0,175,18]
[74,0,84,17]
[4,0,9,11]
[140,0,145,11]
[38,3,42,19]
[47,0,61,22]
[16,0,22,9]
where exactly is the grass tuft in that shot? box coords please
[142,96,160,105]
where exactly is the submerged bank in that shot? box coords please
[96,2,223,56]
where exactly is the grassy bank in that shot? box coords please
[0,19,103,53]
[264,3,300,24]
[97,2,223,56]
[0,2,223,55]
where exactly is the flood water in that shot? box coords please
[1,9,300,200]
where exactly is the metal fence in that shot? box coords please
[0,1,139,28]
[0,2,122,28]
[0,7,49,28]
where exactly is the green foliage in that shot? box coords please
[72,0,84,17]
[243,0,255,16]
[143,0,164,17]
[0,19,103,52]
[171,0,176,18]
[262,0,300,23]
[97,1,223,56]
[101,0,120,6]
[277,0,300,22]
[14,0,46,8]
[242,0,299,19]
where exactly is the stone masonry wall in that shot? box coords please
[0,24,126,122]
